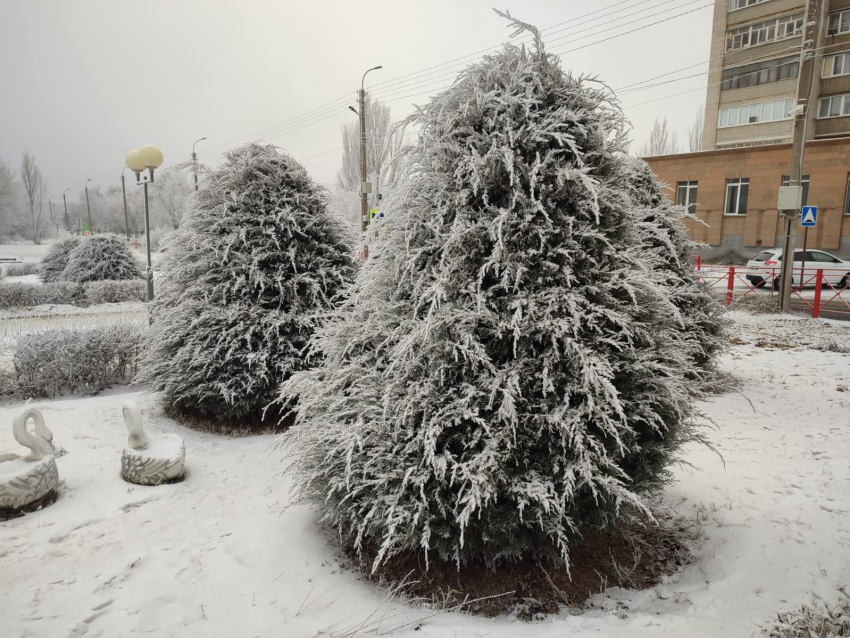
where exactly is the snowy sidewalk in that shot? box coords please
[0,313,848,638]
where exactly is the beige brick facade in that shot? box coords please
[645,139,850,261]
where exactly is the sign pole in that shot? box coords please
[801,226,808,286]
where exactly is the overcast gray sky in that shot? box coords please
[0,0,713,203]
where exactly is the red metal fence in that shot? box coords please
[694,262,850,319]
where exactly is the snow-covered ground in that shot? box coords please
[0,312,848,638]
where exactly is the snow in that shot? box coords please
[2,274,40,285]
[0,312,848,637]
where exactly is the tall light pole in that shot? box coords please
[354,66,382,259]
[48,196,56,237]
[126,145,164,304]
[121,167,131,240]
[84,178,93,234]
[62,188,70,232]
[192,137,206,192]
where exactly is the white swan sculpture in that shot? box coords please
[120,401,185,485]
[0,407,59,510]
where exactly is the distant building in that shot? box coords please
[645,0,850,262]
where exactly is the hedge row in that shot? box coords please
[0,325,142,399]
[0,279,146,309]
[3,263,40,277]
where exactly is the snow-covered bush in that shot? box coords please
[0,281,85,308]
[280,16,721,570]
[3,325,141,398]
[84,279,146,304]
[624,158,726,377]
[145,227,173,252]
[5,262,40,277]
[60,235,144,283]
[137,143,356,421]
[40,236,82,282]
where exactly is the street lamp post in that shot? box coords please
[192,137,206,192]
[62,188,70,232]
[84,178,93,234]
[121,167,131,240]
[126,145,164,303]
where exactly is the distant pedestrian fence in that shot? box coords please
[694,261,850,319]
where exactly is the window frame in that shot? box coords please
[844,173,850,215]
[725,178,750,216]
[676,180,699,216]
[718,97,794,128]
[729,0,770,12]
[823,51,850,79]
[817,94,850,119]
[725,12,804,52]
[828,10,850,36]
[722,55,799,91]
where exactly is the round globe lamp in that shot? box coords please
[125,149,145,173]
[139,145,164,170]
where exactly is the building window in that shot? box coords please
[828,10,850,36]
[817,94,850,119]
[676,181,698,215]
[781,175,810,207]
[722,56,799,90]
[719,98,794,128]
[726,13,804,52]
[729,0,770,10]
[844,174,850,215]
[824,51,850,78]
[725,178,750,216]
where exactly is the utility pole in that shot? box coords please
[355,66,382,260]
[121,168,131,240]
[62,188,70,232]
[48,197,56,237]
[84,178,93,234]
[359,88,368,257]
[192,137,206,192]
[779,0,820,312]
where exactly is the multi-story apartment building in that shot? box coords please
[646,0,850,262]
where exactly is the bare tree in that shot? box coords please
[688,105,704,152]
[0,160,18,238]
[151,169,192,230]
[20,151,48,244]
[638,118,680,157]
[336,93,407,230]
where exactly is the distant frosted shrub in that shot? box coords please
[5,325,142,398]
[5,263,40,277]
[0,282,85,308]
[61,235,144,283]
[84,280,146,304]
[40,236,81,283]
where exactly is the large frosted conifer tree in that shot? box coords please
[139,144,356,421]
[280,17,722,569]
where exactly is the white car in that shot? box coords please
[746,248,850,289]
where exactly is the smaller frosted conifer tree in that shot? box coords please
[40,236,81,283]
[624,157,726,376]
[138,143,356,421]
[61,235,144,283]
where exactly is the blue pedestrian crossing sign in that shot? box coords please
[800,206,817,227]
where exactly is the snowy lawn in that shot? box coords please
[0,312,848,638]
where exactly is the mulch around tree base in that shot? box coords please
[349,513,691,619]
[162,403,295,436]
[0,489,59,522]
